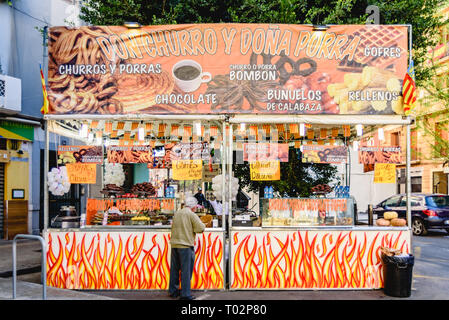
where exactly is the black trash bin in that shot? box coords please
[381,253,414,297]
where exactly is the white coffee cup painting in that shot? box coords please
[172,59,212,93]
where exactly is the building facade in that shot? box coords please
[0,0,82,238]
[363,6,449,197]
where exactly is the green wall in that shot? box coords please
[133,163,149,184]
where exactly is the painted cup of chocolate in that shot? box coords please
[172,59,212,92]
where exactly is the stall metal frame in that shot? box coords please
[227,114,413,290]
[43,114,228,291]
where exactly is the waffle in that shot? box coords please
[367,53,401,70]
[337,55,365,73]
[351,25,404,67]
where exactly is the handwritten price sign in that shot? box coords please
[374,163,396,184]
[66,163,97,184]
[250,160,280,181]
[172,159,203,180]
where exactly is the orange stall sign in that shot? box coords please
[65,163,97,184]
[250,160,280,181]
[172,159,203,180]
[374,163,396,183]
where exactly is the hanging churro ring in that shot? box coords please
[98,99,123,114]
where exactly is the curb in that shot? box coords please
[0,266,42,278]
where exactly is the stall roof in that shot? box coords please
[44,114,226,121]
[44,114,413,126]
[229,114,413,125]
[46,117,226,143]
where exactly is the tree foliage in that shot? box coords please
[80,0,448,84]
[234,148,339,197]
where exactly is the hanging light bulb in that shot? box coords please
[104,139,110,147]
[378,127,385,141]
[138,122,145,141]
[300,123,305,136]
[88,132,94,143]
[194,121,202,136]
[353,140,359,151]
[80,123,88,138]
[240,123,246,133]
[356,124,363,136]
[95,131,102,145]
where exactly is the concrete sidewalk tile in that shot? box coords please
[0,278,117,300]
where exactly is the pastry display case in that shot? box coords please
[260,197,355,227]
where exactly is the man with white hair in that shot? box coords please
[168,195,205,300]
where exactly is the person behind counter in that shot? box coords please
[168,196,206,300]
[194,187,207,206]
[208,195,230,234]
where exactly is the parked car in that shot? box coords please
[374,193,449,236]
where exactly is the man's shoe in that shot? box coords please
[179,295,196,300]
[168,291,180,298]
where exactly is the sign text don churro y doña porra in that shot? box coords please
[47,24,408,115]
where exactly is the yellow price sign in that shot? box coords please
[250,160,280,181]
[172,159,203,180]
[66,163,97,184]
[374,163,396,184]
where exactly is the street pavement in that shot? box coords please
[0,239,115,300]
[1,227,448,300]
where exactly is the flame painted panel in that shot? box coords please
[45,231,224,290]
[230,230,410,289]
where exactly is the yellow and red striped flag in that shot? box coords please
[39,64,49,114]
[402,61,417,116]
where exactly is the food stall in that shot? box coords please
[44,116,227,290]
[42,23,413,291]
[227,115,412,290]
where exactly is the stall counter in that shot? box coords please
[230,226,411,290]
[44,228,225,290]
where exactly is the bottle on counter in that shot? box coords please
[344,186,350,198]
[102,211,109,226]
[264,186,268,198]
[80,213,86,228]
[335,186,341,198]
[268,186,274,198]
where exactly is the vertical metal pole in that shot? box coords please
[228,123,233,229]
[408,25,413,65]
[407,25,413,250]
[221,121,226,289]
[221,121,226,232]
[227,122,233,290]
[12,241,16,299]
[42,25,49,231]
[406,123,412,229]
[44,120,50,230]
[41,240,47,300]
[42,26,48,75]
[345,142,349,186]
